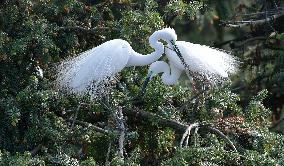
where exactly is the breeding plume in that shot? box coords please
[147,40,239,85]
[55,28,177,96]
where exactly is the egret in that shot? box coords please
[55,28,177,96]
[146,40,239,85]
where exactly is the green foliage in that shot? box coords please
[161,147,240,165]
[0,0,283,165]
[0,151,44,166]
[245,89,270,124]
[165,0,203,20]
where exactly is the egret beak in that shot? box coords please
[139,71,153,97]
[146,70,154,79]
[170,40,189,70]
[170,40,180,55]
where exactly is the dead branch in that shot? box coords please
[116,107,125,160]
[123,108,188,133]
[205,126,237,152]
[71,104,81,129]
[179,89,207,112]
[123,108,237,151]
[105,141,112,166]
[233,36,267,47]
[221,12,284,28]
[180,123,199,148]
[67,119,111,134]
[68,106,237,152]
[30,143,43,156]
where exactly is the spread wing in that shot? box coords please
[56,39,131,96]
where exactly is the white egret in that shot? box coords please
[55,28,177,96]
[147,40,239,85]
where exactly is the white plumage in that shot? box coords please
[56,39,131,94]
[167,41,238,77]
[148,41,239,85]
[55,27,238,96]
[55,28,177,96]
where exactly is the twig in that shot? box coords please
[30,143,43,156]
[71,104,81,129]
[179,88,207,112]
[123,108,188,134]
[171,41,191,73]
[221,12,284,28]
[213,36,251,47]
[235,10,282,17]
[204,126,237,152]
[105,141,112,166]
[123,108,237,151]
[233,36,267,48]
[67,119,111,134]
[101,100,125,161]
[137,75,151,98]
[116,107,125,161]
[180,123,199,148]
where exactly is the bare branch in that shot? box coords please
[123,108,237,151]
[67,119,111,134]
[205,126,237,152]
[180,123,199,148]
[71,104,81,129]
[30,143,43,156]
[221,12,284,28]
[123,108,188,133]
[105,141,112,166]
[116,107,125,161]
[233,36,267,48]
[179,89,207,112]
[212,35,267,48]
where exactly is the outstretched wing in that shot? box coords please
[56,39,131,96]
[166,41,238,82]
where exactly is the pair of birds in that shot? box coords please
[56,28,238,96]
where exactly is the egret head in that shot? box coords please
[147,61,169,80]
[159,28,177,44]
[149,28,177,50]
[140,61,169,94]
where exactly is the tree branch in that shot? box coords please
[180,123,199,148]
[123,108,237,151]
[233,36,267,48]
[123,108,188,133]
[30,143,43,156]
[220,12,284,28]
[179,89,207,112]
[67,119,111,134]
[116,107,125,161]
[69,106,237,151]
[204,126,237,152]
[105,141,112,166]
